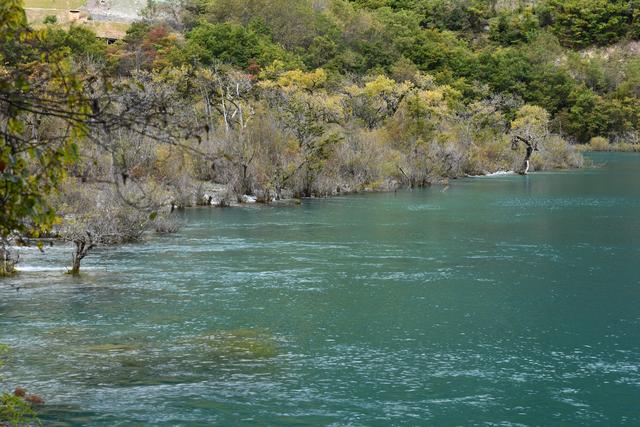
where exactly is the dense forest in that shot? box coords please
[2,0,640,279]
[129,0,639,145]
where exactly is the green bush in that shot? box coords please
[0,345,39,427]
[185,22,294,67]
[489,8,540,46]
[43,15,57,24]
[546,0,639,48]
[0,394,38,427]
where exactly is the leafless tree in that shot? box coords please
[56,183,177,274]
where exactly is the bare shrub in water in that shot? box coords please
[153,214,183,234]
[56,182,167,274]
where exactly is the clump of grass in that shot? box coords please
[532,136,584,171]
[611,142,640,152]
[589,136,610,151]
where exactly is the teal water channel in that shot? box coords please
[1,153,639,426]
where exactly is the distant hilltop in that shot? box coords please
[24,0,148,39]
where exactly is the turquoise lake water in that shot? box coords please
[1,153,639,426]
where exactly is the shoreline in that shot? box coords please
[183,158,606,209]
[575,145,640,153]
[1,160,602,278]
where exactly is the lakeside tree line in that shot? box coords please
[4,0,640,278]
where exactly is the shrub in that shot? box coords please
[589,136,611,151]
[532,135,584,170]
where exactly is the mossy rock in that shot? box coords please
[191,328,279,359]
[45,326,91,338]
[117,356,148,368]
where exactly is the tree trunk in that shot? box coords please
[0,245,17,276]
[513,135,536,175]
[70,238,93,275]
[70,253,82,276]
[522,145,534,175]
[241,164,250,195]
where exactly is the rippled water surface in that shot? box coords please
[2,153,640,426]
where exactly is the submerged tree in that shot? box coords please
[511,135,538,175]
[56,181,178,275]
[510,105,548,174]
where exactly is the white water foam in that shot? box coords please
[16,265,100,272]
[468,170,515,177]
